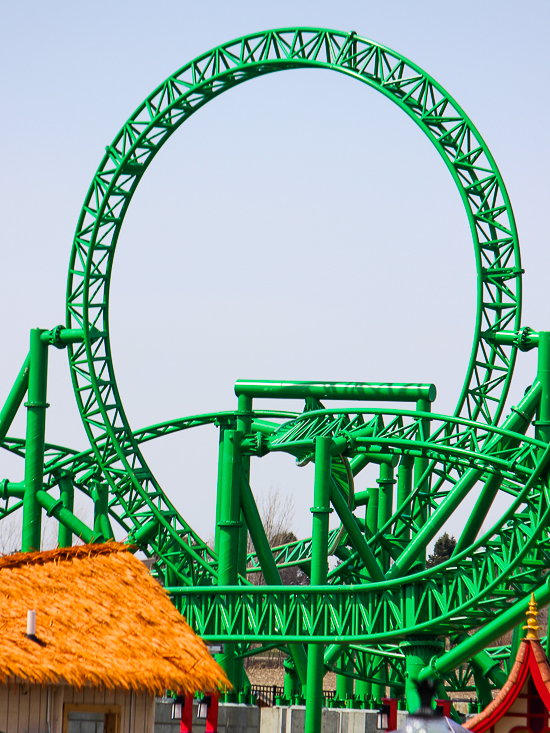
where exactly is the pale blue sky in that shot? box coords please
[1,1,549,543]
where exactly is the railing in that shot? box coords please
[249,685,336,707]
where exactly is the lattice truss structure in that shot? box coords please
[1,28,549,719]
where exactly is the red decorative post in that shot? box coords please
[180,695,194,733]
[382,697,398,731]
[205,694,219,733]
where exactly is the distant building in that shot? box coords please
[465,595,550,733]
[0,542,228,732]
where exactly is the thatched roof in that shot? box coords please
[0,542,229,695]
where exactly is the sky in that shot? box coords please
[1,1,549,547]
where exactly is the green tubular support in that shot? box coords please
[419,582,550,681]
[36,489,95,544]
[455,378,543,554]
[3,26,546,705]
[387,383,542,580]
[57,472,75,547]
[0,353,30,444]
[454,473,503,555]
[510,623,526,673]
[535,333,550,448]
[451,632,507,703]
[354,490,369,507]
[335,655,354,703]
[40,327,88,348]
[214,427,225,556]
[329,477,384,582]
[305,436,332,733]
[378,464,395,573]
[240,475,308,685]
[93,481,114,541]
[401,639,444,712]
[413,398,431,564]
[396,456,413,541]
[129,519,157,546]
[469,649,507,690]
[22,329,49,552]
[236,380,436,403]
[217,429,243,692]
[471,662,495,710]
[0,481,25,499]
[236,395,251,695]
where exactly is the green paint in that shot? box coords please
[2,27,549,709]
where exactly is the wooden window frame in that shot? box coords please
[62,703,121,733]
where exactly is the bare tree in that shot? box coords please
[254,488,295,549]
[0,499,90,555]
[247,488,309,586]
[0,511,59,555]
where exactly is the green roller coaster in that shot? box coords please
[1,27,549,732]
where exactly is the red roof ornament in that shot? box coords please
[465,595,550,733]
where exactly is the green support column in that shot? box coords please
[283,662,301,703]
[378,463,395,573]
[335,654,354,706]
[93,481,114,541]
[413,398,431,567]
[366,485,379,535]
[36,489,95,544]
[214,426,225,555]
[305,436,332,733]
[240,476,308,685]
[388,383,541,581]
[57,472,75,547]
[396,456,413,540]
[357,484,380,703]
[401,639,443,712]
[355,653,371,707]
[22,329,49,552]
[0,353,30,444]
[217,429,243,696]
[235,395,252,696]
[536,332,550,448]
[536,333,550,665]
[366,462,395,702]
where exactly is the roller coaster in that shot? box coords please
[2,28,549,732]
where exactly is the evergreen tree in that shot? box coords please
[426,532,457,568]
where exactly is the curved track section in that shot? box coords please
[2,402,549,630]
[66,28,522,585]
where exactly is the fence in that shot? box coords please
[249,685,336,707]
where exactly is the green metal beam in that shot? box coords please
[419,581,550,681]
[240,474,308,684]
[305,436,332,733]
[387,382,541,579]
[235,380,436,402]
[22,329,49,552]
[0,353,30,444]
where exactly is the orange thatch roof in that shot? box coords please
[0,542,229,695]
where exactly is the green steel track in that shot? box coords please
[2,27,549,722]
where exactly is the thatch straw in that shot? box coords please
[0,543,229,695]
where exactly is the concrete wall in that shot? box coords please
[155,701,403,733]
[260,707,408,733]
[155,700,260,733]
[156,700,470,733]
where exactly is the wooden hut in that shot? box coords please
[465,595,550,733]
[0,542,228,733]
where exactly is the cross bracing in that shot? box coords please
[1,27,548,723]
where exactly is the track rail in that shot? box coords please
[66,28,521,586]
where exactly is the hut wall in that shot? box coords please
[0,684,154,733]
